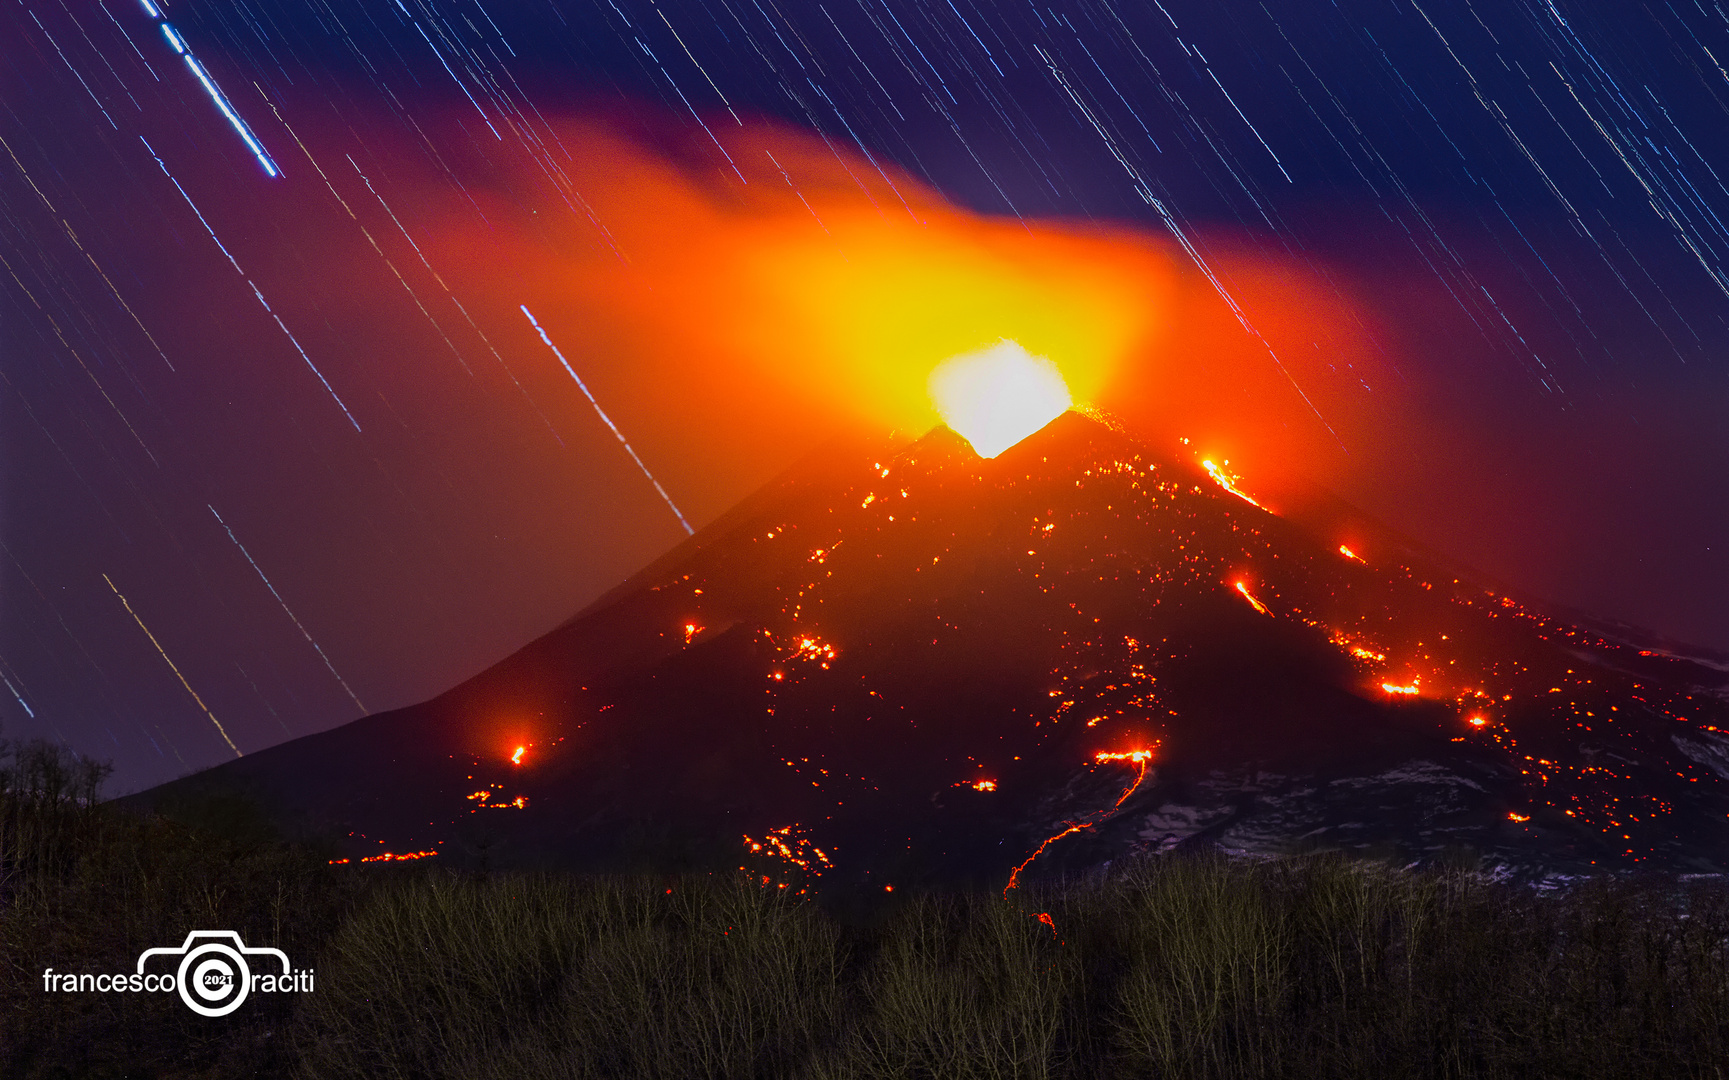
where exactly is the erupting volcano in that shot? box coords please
[928,340,1072,459]
[135,410,1729,891]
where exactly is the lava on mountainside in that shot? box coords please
[132,412,1729,891]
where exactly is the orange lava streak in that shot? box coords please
[1201,460,1264,508]
[1338,545,1365,563]
[330,850,439,865]
[1004,749,1154,896]
[1234,580,1271,616]
[1004,822,1094,894]
[512,745,526,765]
[1094,749,1155,767]
[1381,678,1421,696]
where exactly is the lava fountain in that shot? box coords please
[929,340,1072,458]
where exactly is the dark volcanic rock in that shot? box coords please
[128,413,1729,889]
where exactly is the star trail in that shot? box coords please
[1,0,1726,794]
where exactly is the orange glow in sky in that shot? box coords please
[432,116,1182,478]
[412,109,1388,544]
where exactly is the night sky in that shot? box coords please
[3,0,1726,795]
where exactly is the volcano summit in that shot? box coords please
[135,413,1729,891]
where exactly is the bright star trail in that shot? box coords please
[137,0,280,177]
[522,305,694,537]
[102,574,241,758]
[1,0,1726,794]
[208,505,366,715]
[139,135,362,431]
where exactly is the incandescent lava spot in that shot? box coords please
[929,340,1071,458]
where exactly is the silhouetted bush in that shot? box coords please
[0,737,354,1080]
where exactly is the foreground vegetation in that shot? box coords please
[3,741,1727,1078]
[293,864,1729,1080]
[0,738,351,1077]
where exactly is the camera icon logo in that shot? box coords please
[137,932,292,1017]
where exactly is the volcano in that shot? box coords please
[133,413,1729,891]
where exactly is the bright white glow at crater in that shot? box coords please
[928,340,1072,458]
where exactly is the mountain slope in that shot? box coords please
[132,413,1729,889]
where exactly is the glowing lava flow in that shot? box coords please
[742,825,833,891]
[1338,545,1365,563]
[1004,749,1154,896]
[511,745,526,765]
[929,340,1071,458]
[790,636,838,665]
[1234,580,1271,616]
[330,850,439,865]
[1201,460,1264,508]
[1381,678,1421,696]
[467,791,528,810]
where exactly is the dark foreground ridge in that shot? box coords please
[11,818,1729,1079]
[129,412,1729,889]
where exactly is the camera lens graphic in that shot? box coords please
[175,942,250,1017]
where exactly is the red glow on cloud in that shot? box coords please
[385,106,1379,498]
